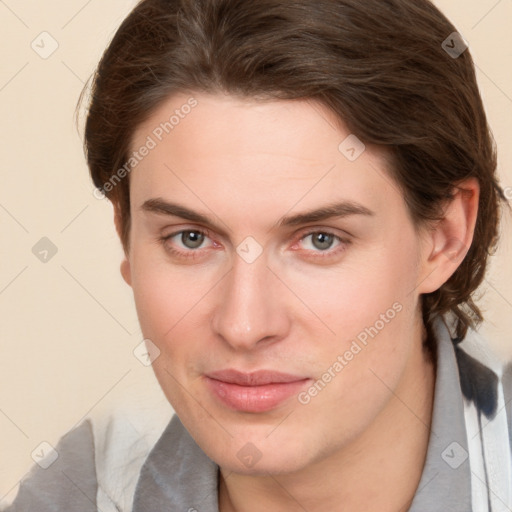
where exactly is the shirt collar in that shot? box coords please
[408,315,472,511]
[133,413,219,512]
[133,316,471,512]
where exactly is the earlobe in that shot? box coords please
[416,178,480,294]
[120,258,132,287]
[113,206,132,287]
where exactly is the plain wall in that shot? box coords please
[1,0,511,500]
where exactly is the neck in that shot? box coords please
[218,329,436,512]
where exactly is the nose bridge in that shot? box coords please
[211,252,287,349]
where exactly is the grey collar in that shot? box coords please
[408,316,471,511]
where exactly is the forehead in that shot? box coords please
[128,92,403,225]
[132,92,345,160]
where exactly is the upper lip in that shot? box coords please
[206,369,308,386]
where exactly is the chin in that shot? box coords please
[199,426,316,475]
[219,449,311,477]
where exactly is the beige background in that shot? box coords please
[0,0,511,500]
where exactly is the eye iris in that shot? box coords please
[182,231,204,249]
[312,233,334,251]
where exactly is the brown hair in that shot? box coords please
[79,0,507,350]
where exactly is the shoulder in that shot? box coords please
[1,419,97,512]
[433,315,509,419]
[2,371,174,512]
[443,317,512,510]
[452,319,510,420]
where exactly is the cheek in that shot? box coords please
[294,293,417,448]
[129,247,222,365]
[131,267,174,338]
[287,237,421,405]
[129,254,212,407]
[282,239,420,341]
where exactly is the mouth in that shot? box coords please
[204,369,312,413]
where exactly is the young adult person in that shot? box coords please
[4,0,511,510]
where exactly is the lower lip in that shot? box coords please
[204,377,311,413]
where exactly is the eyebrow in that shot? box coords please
[140,198,375,231]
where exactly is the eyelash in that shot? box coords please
[158,227,351,261]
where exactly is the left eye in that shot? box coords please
[300,231,341,252]
[165,230,212,250]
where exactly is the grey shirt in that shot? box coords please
[4,321,508,511]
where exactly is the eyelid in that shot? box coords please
[295,224,352,239]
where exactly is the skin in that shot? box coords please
[116,91,479,511]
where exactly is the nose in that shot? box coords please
[211,251,291,352]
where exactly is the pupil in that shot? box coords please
[183,231,204,249]
[313,233,333,250]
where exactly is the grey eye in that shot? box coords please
[310,232,335,251]
[181,231,205,249]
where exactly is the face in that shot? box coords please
[122,91,434,475]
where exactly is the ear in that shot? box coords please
[113,205,132,287]
[416,178,480,294]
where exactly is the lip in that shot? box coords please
[204,369,311,413]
